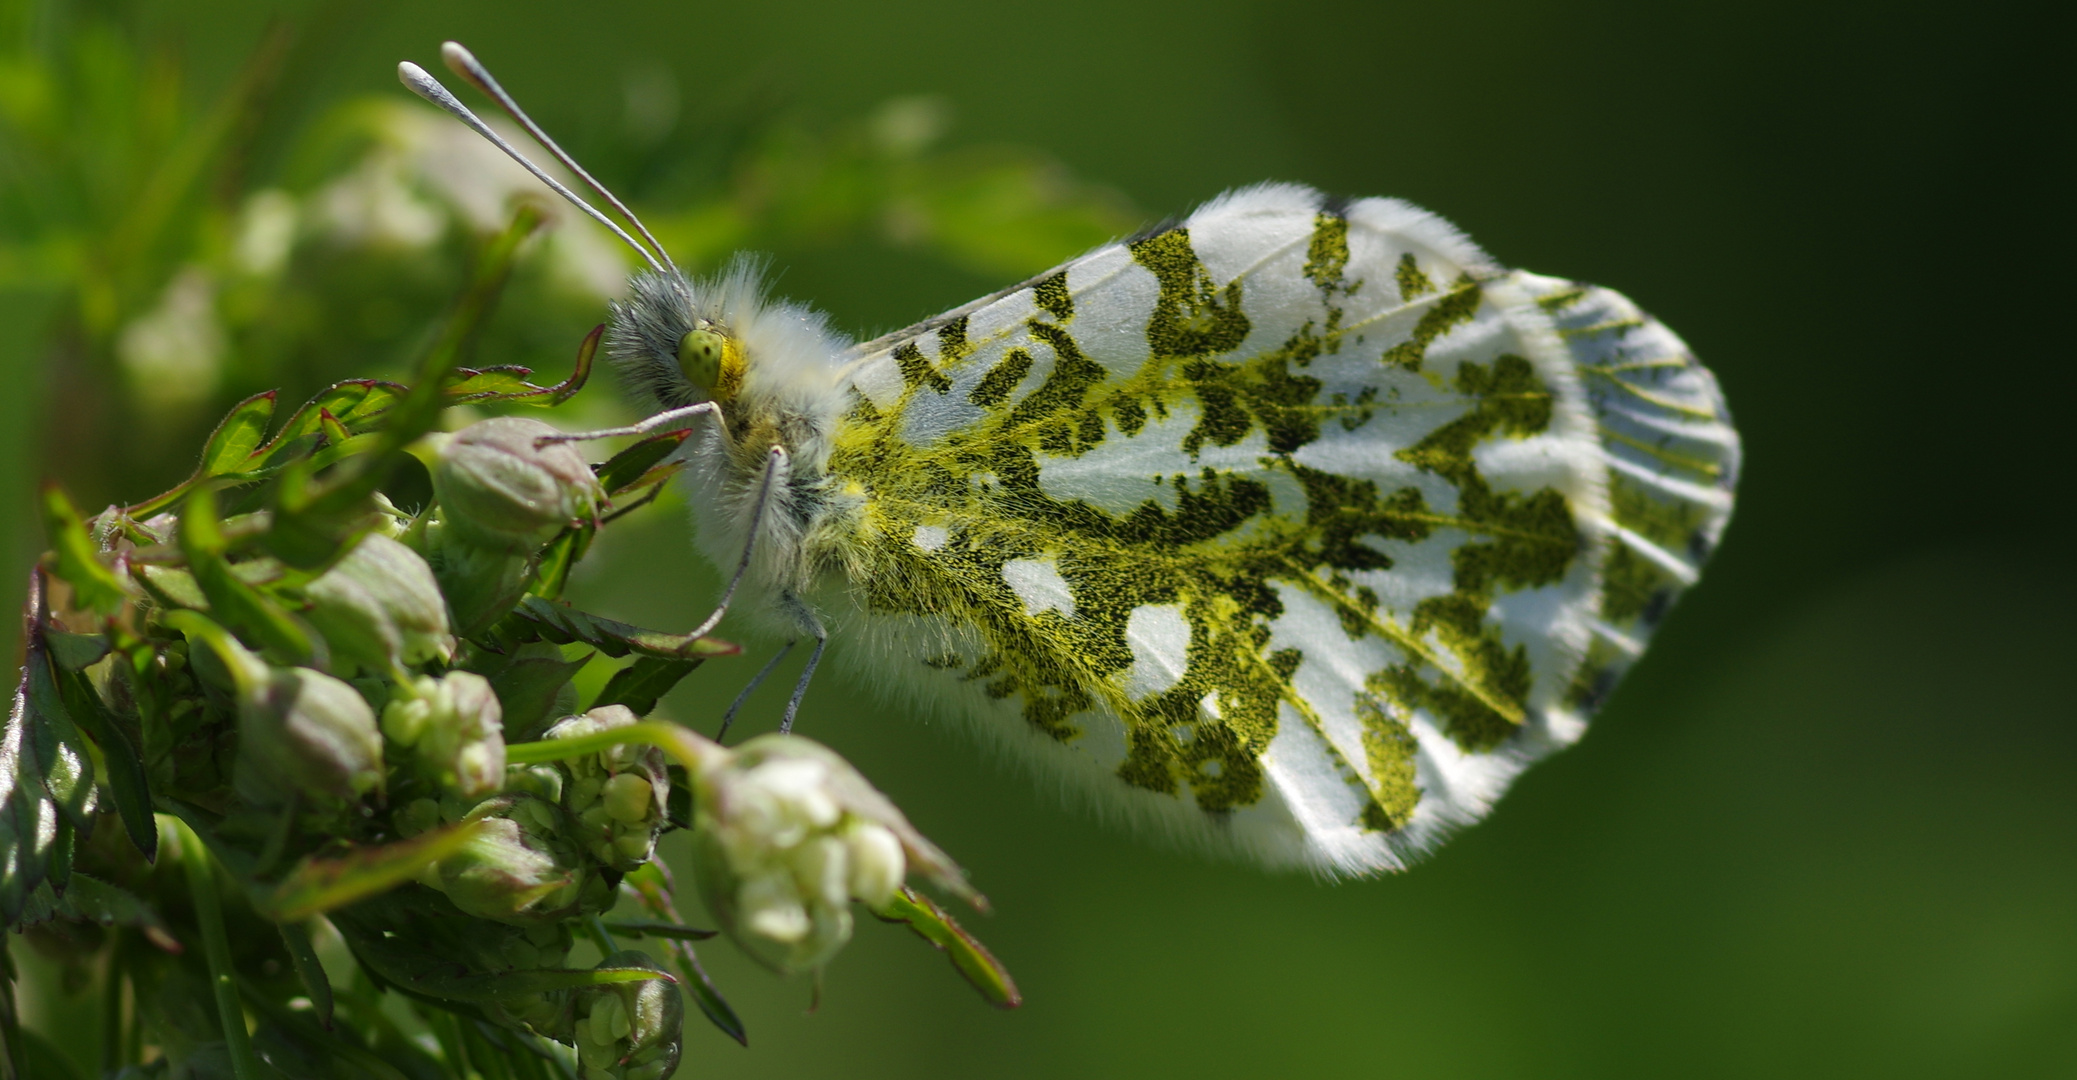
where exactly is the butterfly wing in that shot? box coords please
[820,183,1737,875]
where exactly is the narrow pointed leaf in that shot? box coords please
[317,408,351,448]
[23,640,95,831]
[32,873,178,952]
[595,430,691,496]
[277,920,335,1027]
[261,821,487,921]
[445,323,598,406]
[874,886,1022,1009]
[602,920,719,941]
[622,862,748,1046]
[516,597,738,660]
[485,649,594,742]
[442,366,541,398]
[0,678,58,923]
[284,380,408,438]
[679,944,748,1046]
[55,666,153,859]
[39,485,129,616]
[526,524,594,602]
[198,391,278,477]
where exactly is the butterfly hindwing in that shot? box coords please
[816,183,1735,874]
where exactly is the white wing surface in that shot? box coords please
[812,183,1737,875]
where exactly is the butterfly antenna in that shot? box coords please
[397,60,666,274]
[441,41,680,276]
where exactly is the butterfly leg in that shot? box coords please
[530,401,721,446]
[777,606,827,735]
[716,640,794,743]
[682,445,786,642]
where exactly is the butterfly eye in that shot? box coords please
[677,328,727,392]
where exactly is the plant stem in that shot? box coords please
[585,914,617,957]
[172,816,262,1080]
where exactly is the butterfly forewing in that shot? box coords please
[819,183,1734,874]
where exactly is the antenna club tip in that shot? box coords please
[441,40,479,70]
[397,61,428,84]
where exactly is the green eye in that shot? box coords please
[676,328,726,391]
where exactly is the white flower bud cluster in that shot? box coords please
[381,671,506,797]
[573,951,681,1080]
[692,745,908,973]
[543,707,668,872]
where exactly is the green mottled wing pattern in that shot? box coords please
[813,183,1737,874]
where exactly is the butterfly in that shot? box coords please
[401,43,1739,876]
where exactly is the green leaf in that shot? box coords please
[260,821,487,922]
[28,873,179,951]
[199,391,278,477]
[42,631,109,672]
[482,646,594,743]
[873,886,1022,1009]
[678,944,748,1046]
[274,380,408,444]
[444,323,598,407]
[180,486,319,664]
[515,597,738,660]
[443,366,542,398]
[593,656,703,717]
[277,920,335,1027]
[526,524,594,602]
[53,665,155,860]
[602,920,718,941]
[126,382,410,517]
[22,648,95,831]
[135,564,210,610]
[39,484,130,616]
[595,430,691,496]
[317,408,351,448]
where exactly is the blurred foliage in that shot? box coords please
[0,0,1135,515]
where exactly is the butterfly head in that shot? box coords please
[676,324,738,399]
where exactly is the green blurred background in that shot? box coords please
[4,0,2072,1076]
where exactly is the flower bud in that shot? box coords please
[573,951,681,1080]
[424,793,606,924]
[382,671,505,798]
[301,532,454,675]
[234,664,385,805]
[684,734,968,974]
[542,706,668,872]
[433,418,602,554]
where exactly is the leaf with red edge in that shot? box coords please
[873,886,1022,1009]
[198,391,278,477]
